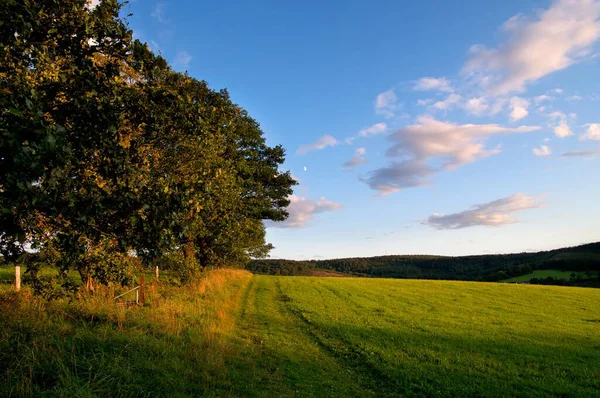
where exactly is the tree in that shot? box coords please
[1,0,296,289]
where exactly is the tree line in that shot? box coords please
[246,242,600,286]
[0,0,296,291]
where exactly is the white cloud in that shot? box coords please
[363,116,540,194]
[464,0,600,95]
[417,99,434,106]
[547,111,566,120]
[490,97,508,115]
[424,193,543,229]
[297,135,339,154]
[554,120,573,138]
[343,148,367,170]
[432,93,462,111]
[359,122,388,137]
[413,77,454,93]
[464,97,490,115]
[533,145,552,156]
[546,111,573,138]
[581,123,600,140]
[174,50,192,69]
[268,195,342,228]
[375,89,401,118]
[509,97,530,121]
[151,2,167,23]
[534,95,553,104]
[567,95,583,101]
[552,88,564,94]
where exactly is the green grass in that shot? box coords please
[0,265,81,286]
[1,272,599,396]
[503,269,599,282]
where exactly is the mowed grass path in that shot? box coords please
[239,276,600,397]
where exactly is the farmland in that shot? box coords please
[1,271,599,396]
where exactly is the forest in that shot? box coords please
[246,242,600,286]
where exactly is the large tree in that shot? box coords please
[0,0,296,287]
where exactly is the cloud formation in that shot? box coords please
[546,111,573,138]
[581,123,600,140]
[359,122,388,137]
[534,95,553,104]
[509,97,530,121]
[268,195,342,228]
[174,50,192,69]
[464,97,490,116]
[297,135,339,154]
[533,145,551,156]
[464,0,600,95]
[432,94,462,111]
[151,2,167,23]
[363,116,539,195]
[561,149,600,157]
[424,193,543,229]
[413,77,454,93]
[375,89,401,118]
[343,148,367,170]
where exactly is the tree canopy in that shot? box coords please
[0,0,296,288]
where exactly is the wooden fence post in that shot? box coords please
[155,265,159,282]
[139,274,145,305]
[15,265,21,292]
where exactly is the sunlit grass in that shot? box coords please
[1,272,598,396]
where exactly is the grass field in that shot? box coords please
[1,271,599,396]
[502,269,599,283]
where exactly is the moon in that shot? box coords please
[303,166,307,171]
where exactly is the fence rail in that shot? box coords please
[113,274,145,305]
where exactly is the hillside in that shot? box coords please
[247,242,600,286]
[2,271,599,396]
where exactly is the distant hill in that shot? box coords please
[246,242,600,287]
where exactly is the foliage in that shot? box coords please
[246,258,317,275]
[0,0,295,289]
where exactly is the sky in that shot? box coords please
[122,0,600,259]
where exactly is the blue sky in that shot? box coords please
[123,0,600,259]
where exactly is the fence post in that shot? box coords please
[139,274,145,305]
[15,265,21,292]
[155,265,159,282]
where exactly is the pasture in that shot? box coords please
[1,271,599,396]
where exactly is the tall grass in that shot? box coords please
[0,269,252,397]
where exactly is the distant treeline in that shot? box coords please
[246,242,600,286]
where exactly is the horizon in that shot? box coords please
[125,0,600,260]
[259,240,600,262]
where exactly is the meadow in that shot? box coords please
[1,271,599,397]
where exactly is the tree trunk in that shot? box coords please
[184,240,196,268]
